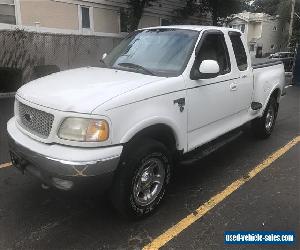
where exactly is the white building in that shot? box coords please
[0,0,211,91]
[227,12,290,57]
[0,0,211,36]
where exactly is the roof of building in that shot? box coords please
[228,12,277,23]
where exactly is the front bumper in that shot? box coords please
[7,117,123,191]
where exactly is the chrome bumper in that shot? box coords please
[7,118,122,190]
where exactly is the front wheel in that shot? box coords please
[251,97,278,139]
[110,138,172,219]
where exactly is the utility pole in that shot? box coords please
[288,0,296,45]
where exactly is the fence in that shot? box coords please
[0,29,122,93]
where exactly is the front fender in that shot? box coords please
[120,116,184,150]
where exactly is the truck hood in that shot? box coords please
[17,67,162,113]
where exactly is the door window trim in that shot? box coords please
[228,31,249,72]
[190,30,232,80]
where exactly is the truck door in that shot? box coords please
[228,32,253,123]
[185,30,241,151]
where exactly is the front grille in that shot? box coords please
[17,101,54,138]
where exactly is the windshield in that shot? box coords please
[103,29,199,77]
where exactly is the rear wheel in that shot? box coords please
[110,138,172,219]
[251,97,278,139]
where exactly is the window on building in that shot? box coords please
[229,33,248,71]
[0,0,16,25]
[161,18,170,26]
[231,24,245,33]
[272,26,277,31]
[250,44,255,52]
[271,44,275,49]
[81,6,90,29]
[196,33,231,75]
[241,24,245,33]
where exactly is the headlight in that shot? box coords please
[58,118,109,142]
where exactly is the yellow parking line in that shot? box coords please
[0,162,12,169]
[143,136,300,250]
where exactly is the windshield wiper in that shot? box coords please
[118,63,156,76]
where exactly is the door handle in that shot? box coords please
[230,83,238,91]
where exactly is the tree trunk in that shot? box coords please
[212,15,218,26]
[129,15,142,31]
[128,0,148,32]
[212,7,218,26]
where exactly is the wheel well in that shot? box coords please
[271,88,281,103]
[126,124,178,154]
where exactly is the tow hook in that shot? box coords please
[10,152,27,174]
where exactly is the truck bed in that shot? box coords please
[252,58,282,69]
[251,58,285,114]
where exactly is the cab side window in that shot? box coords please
[229,33,248,71]
[196,33,231,76]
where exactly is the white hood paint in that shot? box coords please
[17,67,162,113]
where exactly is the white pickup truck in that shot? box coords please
[7,26,285,218]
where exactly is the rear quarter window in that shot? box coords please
[229,33,248,71]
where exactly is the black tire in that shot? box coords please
[251,96,278,139]
[110,138,172,219]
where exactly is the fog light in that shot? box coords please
[52,177,73,190]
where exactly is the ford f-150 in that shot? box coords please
[7,26,285,218]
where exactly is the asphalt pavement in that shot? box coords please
[0,86,299,250]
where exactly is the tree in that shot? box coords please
[251,0,293,18]
[173,0,209,25]
[250,0,281,15]
[205,0,249,25]
[123,0,250,31]
[290,1,300,47]
[250,0,293,22]
[122,0,157,32]
[174,0,250,26]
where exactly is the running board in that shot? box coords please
[180,129,243,165]
[251,102,263,110]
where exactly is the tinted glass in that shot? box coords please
[195,33,231,75]
[104,29,199,77]
[229,34,248,71]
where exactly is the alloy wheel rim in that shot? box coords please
[133,158,165,206]
[265,105,275,131]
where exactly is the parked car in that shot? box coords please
[269,52,295,73]
[7,26,285,218]
[269,52,294,59]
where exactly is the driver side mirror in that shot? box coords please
[191,60,220,80]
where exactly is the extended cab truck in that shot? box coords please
[7,26,285,218]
